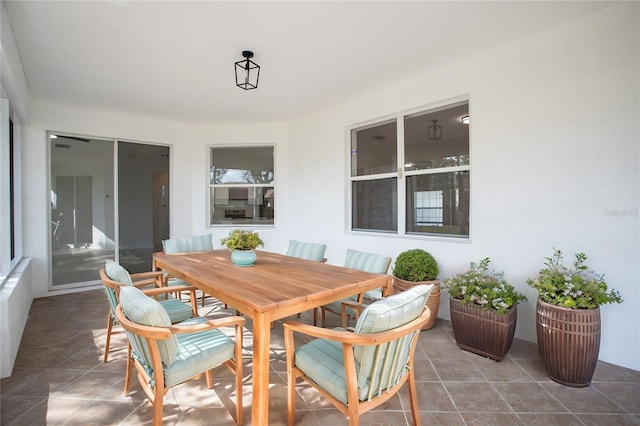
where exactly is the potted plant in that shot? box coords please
[443,258,527,361]
[527,249,622,387]
[221,229,264,267]
[392,248,441,330]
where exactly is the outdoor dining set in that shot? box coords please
[100,234,434,426]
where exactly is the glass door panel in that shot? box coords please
[50,135,171,288]
[50,135,114,287]
[117,142,170,273]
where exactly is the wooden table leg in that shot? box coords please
[252,312,271,425]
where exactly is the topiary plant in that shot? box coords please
[392,249,439,282]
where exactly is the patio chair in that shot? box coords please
[286,240,327,263]
[317,249,391,327]
[162,234,215,306]
[284,284,433,426]
[100,261,197,363]
[116,285,245,426]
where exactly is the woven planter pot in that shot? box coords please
[449,298,517,361]
[393,278,440,330]
[536,299,601,388]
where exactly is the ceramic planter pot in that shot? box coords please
[230,249,257,267]
[393,277,441,330]
[536,299,601,387]
[449,298,517,361]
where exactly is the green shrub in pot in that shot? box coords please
[392,248,440,330]
[392,249,439,282]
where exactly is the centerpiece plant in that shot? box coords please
[528,248,622,387]
[221,229,264,251]
[443,257,527,361]
[221,229,264,267]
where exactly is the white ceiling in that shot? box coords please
[5,1,614,123]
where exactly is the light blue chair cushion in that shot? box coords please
[164,317,236,387]
[344,249,391,300]
[162,234,214,254]
[105,260,133,285]
[104,260,192,324]
[322,249,392,316]
[344,249,390,274]
[159,297,195,323]
[354,284,433,334]
[286,240,327,262]
[295,284,433,404]
[295,338,347,401]
[119,286,178,366]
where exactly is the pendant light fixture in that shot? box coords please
[427,119,443,140]
[235,50,260,90]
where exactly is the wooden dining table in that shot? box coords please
[152,249,392,426]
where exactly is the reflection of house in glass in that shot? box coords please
[212,185,275,225]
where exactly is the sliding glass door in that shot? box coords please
[50,135,169,288]
[117,142,170,273]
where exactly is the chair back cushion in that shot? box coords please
[119,286,178,366]
[162,234,214,254]
[286,240,327,261]
[354,284,432,334]
[353,284,433,391]
[344,249,390,274]
[344,249,391,300]
[104,260,133,285]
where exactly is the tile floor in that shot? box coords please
[2,289,639,425]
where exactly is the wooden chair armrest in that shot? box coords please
[285,308,431,346]
[167,316,245,334]
[131,270,166,288]
[131,270,165,280]
[283,321,364,343]
[132,280,157,289]
[142,285,196,296]
[115,305,173,339]
[116,306,244,341]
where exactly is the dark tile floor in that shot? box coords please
[2,289,639,425]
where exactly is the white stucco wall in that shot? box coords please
[287,3,639,370]
[16,3,639,371]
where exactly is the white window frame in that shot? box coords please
[207,144,276,228]
[0,97,23,285]
[347,96,470,239]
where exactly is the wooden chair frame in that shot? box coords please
[284,306,430,426]
[116,304,245,426]
[100,267,199,363]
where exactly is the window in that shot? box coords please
[9,119,15,260]
[1,97,21,280]
[209,146,275,226]
[350,100,470,238]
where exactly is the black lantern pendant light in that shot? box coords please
[235,50,260,90]
[427,119,443,140]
